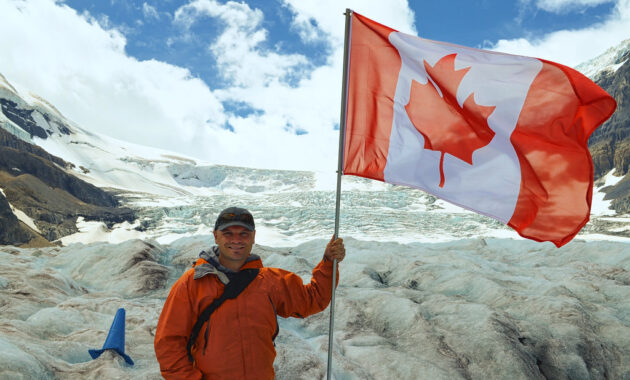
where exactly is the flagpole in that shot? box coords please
[327,8,352,380]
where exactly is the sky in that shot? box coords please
[0,0,628,171]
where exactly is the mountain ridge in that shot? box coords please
[586,38,630,213]
[0,82,135,246]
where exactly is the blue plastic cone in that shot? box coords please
[89,308,134,365]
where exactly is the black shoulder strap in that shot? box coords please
[186,268,260,362]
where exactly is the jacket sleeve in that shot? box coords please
[270,256,339,319]
[154,272,203,380]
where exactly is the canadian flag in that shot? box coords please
[343,12,617,247]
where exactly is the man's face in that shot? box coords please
[213,225,255,268]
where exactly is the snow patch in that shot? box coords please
[575,38,630,79]
[58,217,146,246]
[592,170,624,216]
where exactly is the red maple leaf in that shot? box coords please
[405,54,496,188]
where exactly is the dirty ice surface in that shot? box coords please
[2,235,630,379]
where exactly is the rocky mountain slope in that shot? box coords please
[0,76,134,247]
[584,40,630,213]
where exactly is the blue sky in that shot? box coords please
[0,0,628,171]
[57,0,619,90]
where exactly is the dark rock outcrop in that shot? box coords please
[589,57,630,179]
[0,128,68,168]
[0,146,117,208]
[0,191,30,245]
[0,99,47,139]
[1,172,134,241]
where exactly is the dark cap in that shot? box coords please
[214,207,255,231]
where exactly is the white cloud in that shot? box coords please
[0,0,226,159]
[282,0,417,45]
[174,0,309,88]
[534,0,615,13]
[491,0,630,67]
[142,2,160,21]
[169,0,417,171]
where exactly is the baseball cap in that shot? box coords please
[214,207,255,231]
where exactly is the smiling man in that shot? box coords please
[154,206,345,379]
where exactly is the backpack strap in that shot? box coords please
[186,268,260,362]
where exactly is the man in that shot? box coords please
[154,206,346,379]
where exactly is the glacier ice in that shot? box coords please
[2,237,630,379]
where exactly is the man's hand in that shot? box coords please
[324,235,346,263]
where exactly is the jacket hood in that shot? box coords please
[194,246,262,284]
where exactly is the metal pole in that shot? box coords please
[327,8,352,380]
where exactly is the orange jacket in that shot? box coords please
[154,250,338,379]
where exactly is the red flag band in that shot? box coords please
[343,12,616,247]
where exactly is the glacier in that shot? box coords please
[2,235,630,379]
